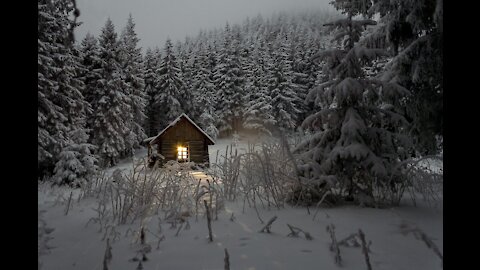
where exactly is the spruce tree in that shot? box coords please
[93,18,131,167]
[295,0,412,205]
[213,24,245,135]
[143,47,161,137]
[192,42,219,139]
[242,40,276,134]
[119,14,147,150]
[38,0,97,181]
[154,39,185,128]
[365,0,443,155]
[266,35,301,131]
[79,33,102,138]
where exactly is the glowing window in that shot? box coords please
[177,146,188,161]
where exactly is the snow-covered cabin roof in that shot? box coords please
[143,136,157,144]
[149,113,215,145]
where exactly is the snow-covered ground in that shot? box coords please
[38,136,443,270]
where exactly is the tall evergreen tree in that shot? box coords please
[213,24,245,135]
[192,42,219,139]
[154,39,185,128]
[365,0,443,155]
[119,14,147,150]
[143,47,161,137]
[176,41,195,116]
[79,33,102,137]
[242,40,276,134]
[38,0,97,182]
[267,35,301,131]
[93,18,131,167]
[295,0,412,205]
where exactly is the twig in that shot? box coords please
[175,222,184,237]
[312,191,331,221]
[338,233,360,247]
[65,191,73,215]
[399,223,443,266]
[224,248,230,270]
[358,229,372,270]
[326,224,342,266]
[204,200,213,242]
[259,216,277,233]
[103,238,112,270]
[286,224,313,240]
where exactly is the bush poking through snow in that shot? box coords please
[211,144,241,201]
[83,158,203,234]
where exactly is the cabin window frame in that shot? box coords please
[177,144,189,162]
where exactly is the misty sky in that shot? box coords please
[75,0,336,50]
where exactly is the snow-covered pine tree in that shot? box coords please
[294,0,412,205]
[38,0,97,181]
[119,14,147,151]
[266,34,301,131]
[154,39,185,128]
[53,127,98,186]
[93,18,132,167]
[55,43,99,186]
[291,26,331,127]
[176,40,195,117]
[38,0,69,176]
[143,47,161,137]
[242,39,276,134]
[192,42,219,139]
[365,0,443,155]
[79,33,102,139]
[213,23,246,136]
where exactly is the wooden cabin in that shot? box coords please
[143,113,215,167]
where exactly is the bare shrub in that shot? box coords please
[374,155,443,206]
[83,158,204,235]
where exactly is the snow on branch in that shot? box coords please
[310,49,345,64]
[324,18,376,28]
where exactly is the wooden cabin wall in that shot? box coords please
[156,117,208,163]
